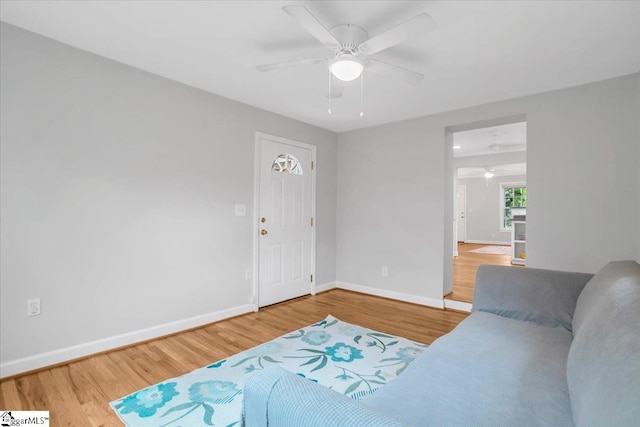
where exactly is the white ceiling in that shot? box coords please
[453,122,526,158]
[458,163,526,180]
[1,1,639,133]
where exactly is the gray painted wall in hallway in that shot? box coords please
[457,175,527,244]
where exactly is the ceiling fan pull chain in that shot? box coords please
[360,72,364,117]
[328,71,332,114]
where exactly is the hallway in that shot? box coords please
[447,243,514,304]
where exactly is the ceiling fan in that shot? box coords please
[483,166,497,179]
[257,5,436,100]
[482,165,526,180]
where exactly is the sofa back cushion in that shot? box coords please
[567,260,640,426]
[473,265,593,331]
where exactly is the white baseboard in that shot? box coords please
[336,281,444,309]
[444,299,473,312]
[0,303,254,379]
[463,240,510,245]
[314,281,337,294]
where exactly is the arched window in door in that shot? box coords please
[272,154,303,175]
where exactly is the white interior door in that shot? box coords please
[457,184,467,242]
[258,136,313,307]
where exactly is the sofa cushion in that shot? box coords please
[567,260,640,426]
[572,260,640,334]
[364,311,574,426]
[473,265,593,332]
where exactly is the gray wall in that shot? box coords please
[637,73,640,263]
[457,175,526,244]
[337,120,446,300]
[0,23,337,367]
[337,73,640,302]
[526,75,638,272]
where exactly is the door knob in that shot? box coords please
[261,229,268,235]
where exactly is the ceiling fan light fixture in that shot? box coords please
[484,171,494,179]
[330,55,364,82]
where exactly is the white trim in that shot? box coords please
[456,183,467,243]
[336,281,444,309]
[0,304,254,379]
[314,281,337,294]
[464,239,511,245]
[252,134,261,312]
[444,299,472,312]
[453,250,459,256]
[253,132,317,308]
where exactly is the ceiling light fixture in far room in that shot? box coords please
[329,53,364,82]
[453,145,461,150]
[483,168,495,186]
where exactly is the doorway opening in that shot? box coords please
[446,119,527,309]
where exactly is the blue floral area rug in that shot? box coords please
[110,315,427,427]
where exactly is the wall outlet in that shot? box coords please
[381,266,389,277]
[245,269,252,280]
[27,298,41,316]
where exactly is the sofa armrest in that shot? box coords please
[473,265,593,331]
[242,367,409,427]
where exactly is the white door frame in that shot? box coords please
[253,131,317,311]
[457,183,467,245]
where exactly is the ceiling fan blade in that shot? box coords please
[328,76,344,99]
[282,5,342,51]
[364,59,424,85]
[359,12,436,55]
[257,57,326,72]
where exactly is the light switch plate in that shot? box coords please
[234,204,246,217]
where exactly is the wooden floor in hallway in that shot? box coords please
[448,242,516,304]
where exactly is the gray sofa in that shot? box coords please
[242,260,640,426]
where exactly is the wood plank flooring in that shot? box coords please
[0,289,467,427]
[449,243,515,303]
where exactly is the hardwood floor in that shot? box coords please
[449,243,515,303]
[0,289,467,427]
